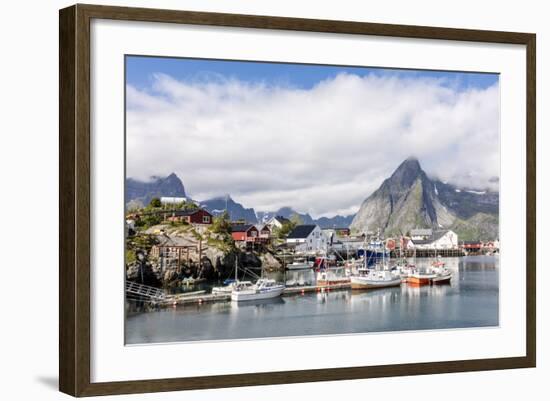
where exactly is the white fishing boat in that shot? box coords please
[350,268,402,289]
[231,278,285,302]
[316,266,350,286]
[212,280,253,295]
[407,267,437,285]
[351,239,401,289]
[212,258,254,295]
[315,254,350,286]
[430,264,452,284]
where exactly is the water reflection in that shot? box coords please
[232,297,285,309]
[126,256,499,344]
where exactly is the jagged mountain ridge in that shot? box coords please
[125,173,355,227]
[257,207,314,225]
[314,214,356,229]
[257,208,355,228]
[349,158,499,240]
[200,196,258,223]
[125,173,186,207]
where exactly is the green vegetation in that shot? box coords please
[451,213,499,241]
[208,211,235,250]
[149,197,162,208]
[174,200,199,211]
[210,211,231,234]
[289,213,304,226]
[273,218,298,240]
[125,233,159,264]
[129,198,200,232]
[134,213,162,230]
[126,249,136,264]
[206,237,234,253]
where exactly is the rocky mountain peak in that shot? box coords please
[350,158,499,240]
[387,156,424,189]
[165,172,179,181]
[125,173,186,207]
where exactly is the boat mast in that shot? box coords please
[235,255,238,282]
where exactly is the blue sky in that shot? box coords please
[126,55,498,92]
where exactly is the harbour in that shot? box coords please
[125,255,499,344]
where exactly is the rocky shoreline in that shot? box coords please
[126,223,283,289]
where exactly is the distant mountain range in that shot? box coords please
[125,175,355,227]
[199,196,258,223]
[350,157,499,240]
[126,159,499,240]
[125,173,186,208]
[257,208,355,228]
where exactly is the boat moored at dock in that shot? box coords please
[212,280,253,295]
[286,259,314,270]
[430,264,453,284]
[406,267,437,285]
[231,279,285,302]
[316,266,350,286]
[350,268,402,289]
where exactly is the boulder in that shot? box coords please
[126,261,162,287]
[260,252,283,272]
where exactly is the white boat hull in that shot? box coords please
[350,276,402,289]
[286,262,314,270]
[231,286,285,302]
[212,287,232,295]
[431,273,452,284]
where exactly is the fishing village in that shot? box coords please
[123,57,501,342]
[125,197,499,309]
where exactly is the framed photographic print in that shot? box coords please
[59,4,536,397]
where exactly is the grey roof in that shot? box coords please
[287,225,317,239]
[411,230,448,245]
[410,228,433,236]
[231,224,256,233]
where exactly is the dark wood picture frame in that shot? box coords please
[59,3,536,397]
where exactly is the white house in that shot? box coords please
[160,196,188,205]
[266,215,291,230]
[286,225,328,253]
[409,230,458,250]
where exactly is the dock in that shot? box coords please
[158,282,352,306]
[283,282,351,295]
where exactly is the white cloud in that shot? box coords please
[126,72,500,218]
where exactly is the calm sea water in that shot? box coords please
[125,255,499,344]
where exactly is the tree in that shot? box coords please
[173,200,199,211]
[211,211,231,234]
[149,197,161,208]
[276,220,297,239]
[289,213,304,226]
[141,213,162,228]
[209,211,235,248]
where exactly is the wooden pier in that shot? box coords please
[163,292,230,306]
[283,282,351,295]
[156,282,352,306]
[391,248,464,258]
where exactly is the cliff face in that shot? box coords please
[350,158,499,240]
[126,173,186,207]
